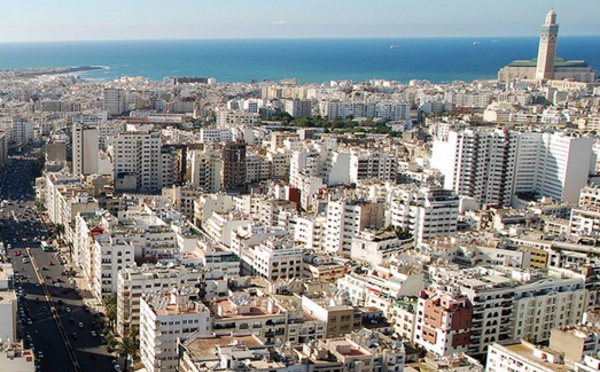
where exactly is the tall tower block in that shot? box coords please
[536,9,559,80]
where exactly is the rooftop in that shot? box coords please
[508,57,589,68]
[183,334,263,359]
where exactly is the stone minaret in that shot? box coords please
[536,9,559,80]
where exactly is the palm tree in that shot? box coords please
[115,330,137,372]
[102,293,118,328]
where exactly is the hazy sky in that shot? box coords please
[1,0,599,42]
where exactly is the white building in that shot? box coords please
[113,131,163,193]
[216,110,260,127]
[139,288,210,372]
[199,127,232,144]
[104,88,126,116]
[428,267,591,356]
[285,99,312,118]
[487,341,566,372]
[349,151,397,184]
[324,198,385,256]
[252,239,303,281]
[432,129,595,206]
[72,122,99,175]
[92,233,136,301]
[431,128,515,206]
[389,186,459,243]
[116,263,205,336]
[188,146,222,193]
[350,230,408,265]
[293,214,326,250]
[0,264,17,343]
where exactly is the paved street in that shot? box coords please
[1,151,114,372]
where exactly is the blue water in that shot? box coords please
[0,37,598,84]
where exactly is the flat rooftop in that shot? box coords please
[185,335,262,358]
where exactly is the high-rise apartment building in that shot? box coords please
[221,141,247,192]
[116,264,205,336]
[432,129,595,206]
[189,145,222,192]
[72,122,99,175]
[113,131,162,193]
[414,289,472,357]
[103,88,126,116]
[389,186,459,243]
[285,99,312,118]
[324,198,385,256]
[139,289,210,372]
[432,129,516,206]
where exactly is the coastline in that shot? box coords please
[0,66,103,78]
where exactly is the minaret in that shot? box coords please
[536,9,559,80]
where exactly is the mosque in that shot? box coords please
[498,9,597,84]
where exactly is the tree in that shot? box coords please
[34,197,46,212]
[102,293,118,329]
[54,223,65,238]
[115,330,138,372]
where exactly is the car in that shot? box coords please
[54,283,60,288]
[65,307,71,313]
[26,318,32,325]
[14,250,21,256]
[71,332,78,339]
[37,351,44,359]
[78,322,83,329]
[68,317,75,324]
[90,330,97,337]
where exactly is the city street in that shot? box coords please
[1,152,114,372]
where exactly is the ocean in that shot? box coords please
[0,37,599,84]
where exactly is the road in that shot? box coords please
[1,151,114,372]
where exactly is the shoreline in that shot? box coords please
[0,66,103,78]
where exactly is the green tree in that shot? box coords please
[102,293,118,329]
[54,223,65,238]
[115,330,138,372]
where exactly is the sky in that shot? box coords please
[0,0,599,42]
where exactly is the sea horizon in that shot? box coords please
[0,36,599,84]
